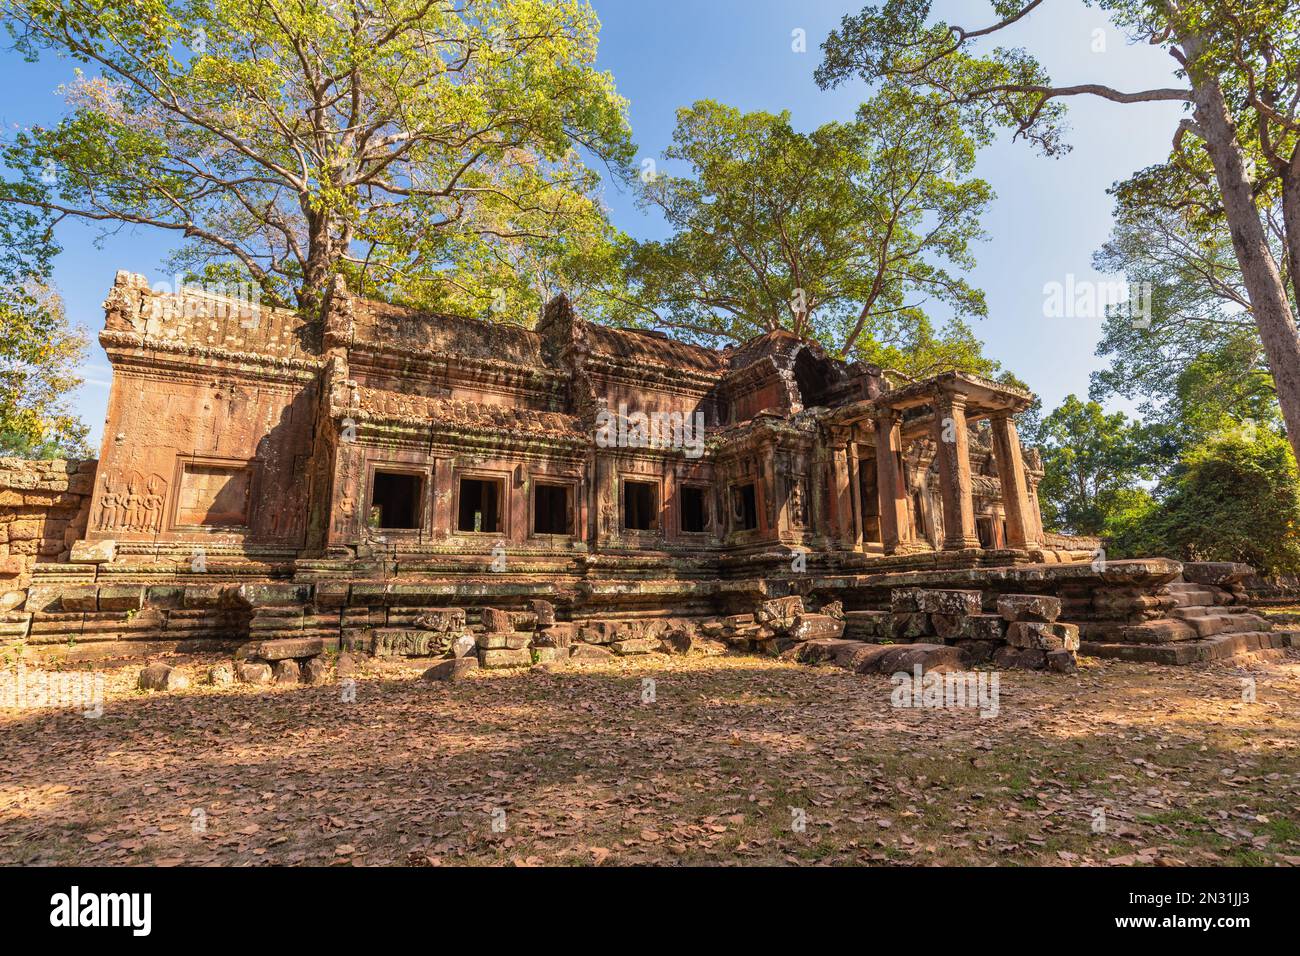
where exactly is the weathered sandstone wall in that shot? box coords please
[0,458,97,590]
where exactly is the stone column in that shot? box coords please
[988,412,1037,549]
[830,440,854,549]
[932,393,979,550]
[873,412,912,554]
[847,440,864,550]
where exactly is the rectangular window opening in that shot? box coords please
[370,471,423,530]
[733,483,758,531]
[623,480,658,532]
[457,477,502,533]
[533,482,573,535]
[680,485,708,533]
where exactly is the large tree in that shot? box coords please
[1109,428,1300,573]
[619,94,996,375]
[1091,201,1283,444]
[817,0,1300,466]
[1086,204,1279,442]
[1034,394,1156,536]
[1,0,634,314]
[0,209,89,457]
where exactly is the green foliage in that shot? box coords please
[0,280,90,459]
[1109,429,1300,574]
[1034,395,1156,536]
[621,93,994,372]
[1091,202,1284,449]
[1,0,635,312]
[0,207,89,457]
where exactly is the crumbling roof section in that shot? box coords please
[583,323,726,374]
[102,270,319,361]
[349,298,545,366]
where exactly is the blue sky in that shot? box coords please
[0,0,1187,449]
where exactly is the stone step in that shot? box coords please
[1186,612,1271,639]
[1165,588,1219,608]
[1080,630,1296,665]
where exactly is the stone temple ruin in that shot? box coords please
[3,270,1295,679]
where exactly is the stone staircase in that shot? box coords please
[1079,579,1297,665]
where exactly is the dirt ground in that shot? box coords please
[2,648,1298,866]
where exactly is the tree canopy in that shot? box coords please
[817,0,1300,466]
[619,94,997,377]
[1,0,634,314]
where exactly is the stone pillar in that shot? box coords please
[830,440,854,549]
[872,413,912,555]
[1027,479,1044,542]
[989,412,1038,550]
[759,443,776,535]
[848,440,864,550]
[932,393,979,550]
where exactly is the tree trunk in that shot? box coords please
[298,208,337,317]
[1185,41,1300,464]
[1279,146,1300,315]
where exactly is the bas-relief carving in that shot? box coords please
[789,477,807,527]
[96,471,167,533]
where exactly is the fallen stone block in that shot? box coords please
[1046,650,1079,674]
[658,622,694,654]
[476,631,529,650]
[372,628,452,657]
[963,613,1007,642]
[531,646,567,664]
[414,608,467,632]
[997,594,1062,622]
[890,588,925,613]
[790,612,845,641]
[954,639,999,666]
[842,610,890,641]
[451,635,477,658]
[479,647,532,669]
[537,622,576,647]
[273,659,301,684]
[930,613,966,641]
[755,595,804,629]
[890,612,931,641]
[569,643,613,661]
[207,662,234,686]
[916,589,982,616]
[690,638,727,656]
[612,637,659,655]
[237,661,273,684]
[423,657,479,681]
[993,646,1047,670]
[530,599,556,627]
[579,621,623,644]
[1006,621,1080,652]
[256,637,325,661]
[481,606,535,633]
[863,643,964,676]
[301,657,329,684]
[791,637,858,665]
[138,662,189,691]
